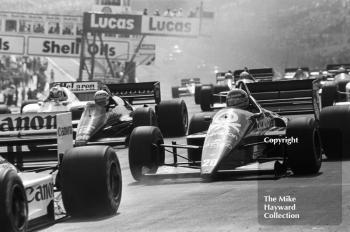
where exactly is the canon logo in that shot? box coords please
[0,115,56,131]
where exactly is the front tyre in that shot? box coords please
[0,169,28,232]
[129,126,165,181]
[61,146,122,217]
[156,100,188,137]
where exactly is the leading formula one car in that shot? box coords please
[0,112,122,232]
[128,81,322,181]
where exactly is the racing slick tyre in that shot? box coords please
[321,82,337,108]
[200,85,213,111]
[129,126,165,181]
[319,105,350,159]
[133,107,158,127]
[194,85,202,104]
[286,117,322,175]
[187,112,216,162]
[156,99,188,137]
[0,168,28,232]
[336,79,350,102]
[20,100,39,113]
[0,105,11,114]
[61,146,122,217]
[172,87,180,98]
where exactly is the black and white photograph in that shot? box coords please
[0,0,349,232]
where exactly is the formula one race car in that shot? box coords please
[171,78,201,98]
[21,81,103,121]
[128,81,322,181]
[319,64,350,108]
[75,81,188,146]
[0,112,122,232]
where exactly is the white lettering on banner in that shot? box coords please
[0,35,25,54]
[141,16,200,37]
[27,37,129,59]
[90,13,135,30]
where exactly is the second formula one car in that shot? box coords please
[128,81,322,181]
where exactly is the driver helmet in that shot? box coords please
[338,66,346,73]
[49,85,67,101]
[226,89,249,109]
[294,68,305,79]
[239,71,251,80]
[94,90,109,107]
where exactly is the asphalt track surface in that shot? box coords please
[35,93,349,232]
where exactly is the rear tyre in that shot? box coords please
[156,100,188,137]
[0,168,28,232]
[187,112,215,162]
[133,107,157,127]
[171,87,180,98]
[194,85,202,104]
[319,105,350,159]
[286,117,322,175]
[200,86,213,111]
[0,105,11,114]
[129,126,165,181]
[61,146,122,217]
[321,82,337,108]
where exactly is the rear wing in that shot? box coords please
[233,68,274,82]
[241,79,318,116]
[181,78,200,86]
[0,112,73,170]
[51,81,102,101]
[326,64,350,73]
[106,81,161,105]
[284,67,310,73]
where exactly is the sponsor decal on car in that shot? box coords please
[0,114,56,131]
[26,182,54,203]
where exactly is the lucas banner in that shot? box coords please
[83,12,142,35]
[141,16,200,37]
[83,13,200,37]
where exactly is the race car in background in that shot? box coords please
[199,68,275,111]
[0,112,122,232]
[318,63,350,108]
[128,81,322,181]
[171,78,201,98]
[283,67,310,80]
[21,81,102,121]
